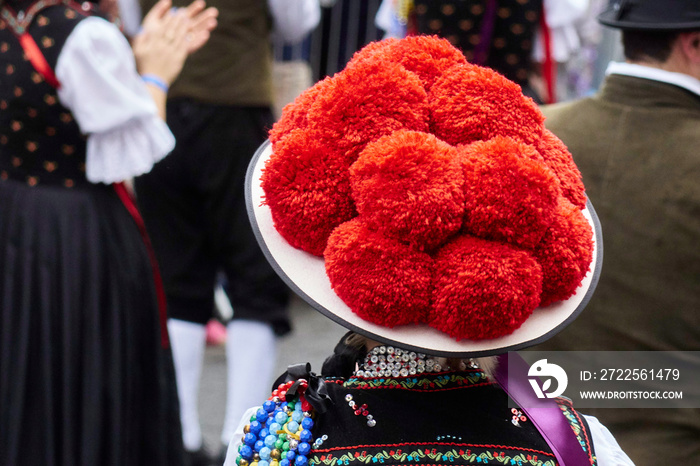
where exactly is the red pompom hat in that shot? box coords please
[246,36,602,357]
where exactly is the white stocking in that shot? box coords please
[168,318,207,452]
[221,320,277,446]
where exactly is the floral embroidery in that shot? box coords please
[510,408,527,427]
[344,371,492,392]
[311,446,556,466]
[557,399,596,465]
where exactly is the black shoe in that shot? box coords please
[184,447,216,466]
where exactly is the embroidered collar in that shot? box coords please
[0,0,88,34]
[345,346,490,391]
[354,345,479,378]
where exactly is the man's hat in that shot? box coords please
[598,0,700,31]
[246,36,602,358]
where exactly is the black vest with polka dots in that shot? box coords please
[413,0,543,89]
[0,1,89,188]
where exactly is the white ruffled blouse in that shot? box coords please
[55,16,175,184]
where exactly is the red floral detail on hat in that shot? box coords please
[262,128,358,256]
[459,136,561,249]
[262,36,592,341]
[350,130,465,252]
[428,64,544,146]
[266,61,431,255]
[431,235,542,340]
[269,77,331,145]
[534,198,593,306]
[310,61,429,148]
[537,129,587,209]
[346,35,468,91]
[325,219,432,327]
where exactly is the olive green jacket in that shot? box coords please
[535,73,700,464]
[140,0,274,106]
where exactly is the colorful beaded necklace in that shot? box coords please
[236,380,316,466]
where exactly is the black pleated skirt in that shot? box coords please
[0,178,183,466]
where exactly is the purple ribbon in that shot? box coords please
[472,0,498,65]
[493,353,591,466]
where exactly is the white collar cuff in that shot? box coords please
[606,62,700,97]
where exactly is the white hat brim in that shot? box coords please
[246,140,603,357]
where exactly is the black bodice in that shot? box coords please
[0,1,90,188]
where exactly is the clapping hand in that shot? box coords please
[133,0,218,85]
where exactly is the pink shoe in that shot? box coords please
[205,319,227,346]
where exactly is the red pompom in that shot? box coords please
[459,136,561,249]
[346,36,469,90]
[537,129,587,209]
[350,130,465,251]
[269,77,332,145]
[306,60,430,151]
[429,64,544,146]
[262,128,358,256]
[430,235,543,340]
[534,198,594,306]
[325,219,433,327]
[263,37,594,339]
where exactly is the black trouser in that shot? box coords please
[135,100,291,335]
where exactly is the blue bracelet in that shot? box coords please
[141,74,169,93]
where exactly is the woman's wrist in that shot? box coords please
[141,73,169,93]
